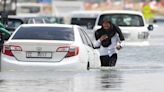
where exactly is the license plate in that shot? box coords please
[26,51,52,58]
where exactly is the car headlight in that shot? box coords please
[138,32,149,39]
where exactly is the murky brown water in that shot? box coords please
[0,24,164,92]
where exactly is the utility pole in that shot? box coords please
[3,0,7,12]
[2,0,8,26]
[14,0,17,15]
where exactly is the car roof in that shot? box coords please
[20,24,75,28]
[1,16,45,23]
[100,10,143,16]
[8,15,44,19]
[5,15,52,24]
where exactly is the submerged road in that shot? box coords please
[0,24,164,92]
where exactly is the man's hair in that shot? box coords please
[102,17,112,24]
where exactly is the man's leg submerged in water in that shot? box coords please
[100,55,110,67]
[100,53,117,67]
[109,53,117,67]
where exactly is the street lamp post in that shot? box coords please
[3,0,6,12]
[1,0,8,26]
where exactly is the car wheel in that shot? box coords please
[87,62,90,70]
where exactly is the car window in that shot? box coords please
[34,18,45,23]
[71,18,96,29]
[50,17,64,24]
[78,28,89,45]
[98,14,144,27]
[79,28,93,47]
[81,28,94,48]
[12,26,74,41]
[27,19,34,24]
[27,18,45,24]
[43,18,52,23]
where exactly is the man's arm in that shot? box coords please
[114,25,125,41]
[93,39,101,48]
[116,33,125,50]
[93,30,108,48]
[93,30,101,48]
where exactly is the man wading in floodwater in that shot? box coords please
[94,18,125,67]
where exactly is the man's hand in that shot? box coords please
[116,45,122,50]
[100,35,108,41]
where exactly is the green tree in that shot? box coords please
[0,22,11,40]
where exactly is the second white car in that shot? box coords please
[94,10,154,46]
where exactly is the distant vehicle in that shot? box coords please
[94,10,154,45]
[42,16,65,24]
[16,3,52,16]
[1,24,100,71]
[70,11,100,41]
[0,16,51,33]
[151,16,164,24]
[70,11,100,30]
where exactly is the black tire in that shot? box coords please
[87,62,90,70]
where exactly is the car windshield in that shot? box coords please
[27,18,43,24]
[71,18,96,29]
[45,17,64,24]
[12,26,74,41]
[98,14,144,27]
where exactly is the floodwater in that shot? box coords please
[0,24,164,92]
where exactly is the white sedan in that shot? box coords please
[1,24,100,72]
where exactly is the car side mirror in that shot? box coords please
[148,24,154,31]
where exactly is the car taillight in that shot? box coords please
[65,46,79,58]
[2,45,22,56]
[56,46,79,58]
